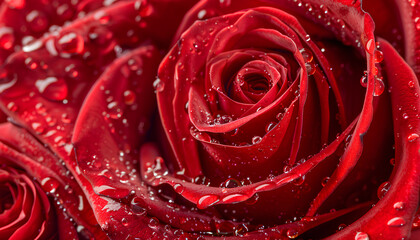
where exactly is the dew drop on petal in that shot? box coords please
[32,122,45,134]
[360,72,367,88]
[293,175,305,186]
[222,194,247,204]
[121,218,129,226]
[7,102,17,112]
[305,62,316,75]
[389,157,395,166]
[41,177,60,193]
[61,113,72,123]
[197,194,219,209]
[123,90,136,105]
[365,39,375,54]
[377,181,391,199]
[26,10,48,32]
[56,4,74,21]
[252,136,262,145]
[408,81,415,88]
[408,133,419,142]
[387,217,405,227]
[173,183,184,194]
[25,57,38,69]
[220,178,241,188]
[286,229,299,239]
[393,202,404,211]
[321,176,330,187]
[153,78,164,92]
[219,0,231,7]
[374,50,384,63]
[0,27,14,50]
[265,121,276,133]
[148,217,159,228]
[244,193,259,206]
[35,77,68,101]
[107,101,123,119]
[131,196,147,215]
[283,165,292,173]
[355,232,369,240]
[300,48,313,63]
[373,77,385,96]
[56,32,84,55]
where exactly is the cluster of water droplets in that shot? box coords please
[359,40,385,96]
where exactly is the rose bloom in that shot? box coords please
[0,0,419,239]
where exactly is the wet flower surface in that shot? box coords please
[0,0,419,239]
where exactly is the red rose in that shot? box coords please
[0,0,419,239]
[0,165,55,239]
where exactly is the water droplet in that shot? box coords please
[283,165,292,173]
[408,133,419,142]
[293,175,305,186]
[365,39,375,54]
[216,221,235,235]
[337,223,346,231]
[305,62,316,75]
[25,57,38,69]
[300,48,313,62]
[121,218,129,226]
[389,158,395,166]
[32,122,45,134]
[194,175,211,186]
[35,102,46,114]
[131,196,147,215]
[56,32,84,55]
[26,10,48,32]
[412,214,420,228]
[88,26,114,54]
[360,71,367,88]
[41,177,60,193]
[195,132,211,142]
[254,183,274,191]
[245,193,259,205]
[219,0,231,7]
[355,232,369,240]
[35,77,68,101]
[387,217,405,227]
[56,4,73,21]
[197,9,207,19]
[107,101,123,119]
[321,176,330,187]
[286,229,299,239]
[7,102,17,112]
[393,202,404,211]
[407,81,415,89]
[235,224,248,236]
[153,78,164,92]
[373,77,385,96]
[0,27,14,50]
[377,181,391,199]
[220,178,241,188]
[252,136,262,144]
[148,217,159,228]
[374,50,384,63]
[265,121,276,133]
[123,90,136,105]
[197,194,219,209]
[173,183,184,194]
[222,194,247,204]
